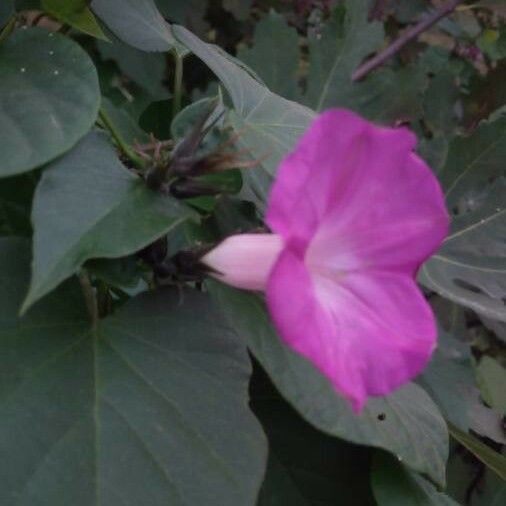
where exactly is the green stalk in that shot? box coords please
[98,107,145,169]
[172,53,184,118]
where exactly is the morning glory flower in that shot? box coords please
[202,109,449,412]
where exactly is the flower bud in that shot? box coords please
[201,234,284,291]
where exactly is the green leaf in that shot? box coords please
[237,10,300,101]
[0,27,100,177]
[209,282,449,487]
[173,25,314,205]
[97,35,169,98]
[222,0,252,20]
[449,423,506,481]
[304,0,383,111]
[476,356,506,413]
[254,389,374,506]
[0,238,267,505]
[0,0,14,27]
[371,452,460,506]
[420,111,506,321]
[420,330,505,444]
[42,0,107,40]
[23,131,194,312]
[491,484,506,506]
[424,71,459,140]
[344,64,427,124]
[91,0,185,54]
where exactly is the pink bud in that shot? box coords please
[202,234,284,291]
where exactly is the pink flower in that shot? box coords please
[202,109,449,412]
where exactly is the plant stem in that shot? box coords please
[98,107,145,169]
[352,0,463,82]
[78,271,99,331]
[172,53,184,118]
[0,16,16,45]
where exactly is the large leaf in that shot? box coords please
[173,25,314,205]
[237,11,300,101]
[0,27,100,177]
[421,111,506,321]
[91,0,182,53]
[23,131,194,312]
[0,238,267,505]
[371,453,460,506]
[209,282,449,487]
[304,0,383,111]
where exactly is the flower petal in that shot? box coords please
[266,109,448,264]
[267,248,437,412]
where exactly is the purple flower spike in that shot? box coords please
[202,109,449,413]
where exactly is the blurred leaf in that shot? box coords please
[491,484,506,506]
[86,256,143,289]
[421,110,506,321]
[0,27,100,177]
[0,0,14,27]
[42,0,107,40]
[391,0,427,23]
[449,423,506,481]
[223,0,252,20]
[254,386,374,506]
[174,24,314,206]
[424,71,459,139]
[0,238,267,505]
[371,452,460,506]
[304,0,383,111]
[23,131,194,312]
[420,330,505,444]
[209,282,449,487]
[238,10,300,100]
[477,28,506,62]
[476,356,506,413]
[345,64,427,124]
[97,35,168,98]
[91,0,186,54]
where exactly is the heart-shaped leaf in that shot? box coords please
[23,131,194,311]
[0,238,267,505]
[0,27,100,177]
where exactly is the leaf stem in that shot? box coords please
[352,0,463,82]
[172,53,184,118]
[98,107,145,169]
[79,271,99,331]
